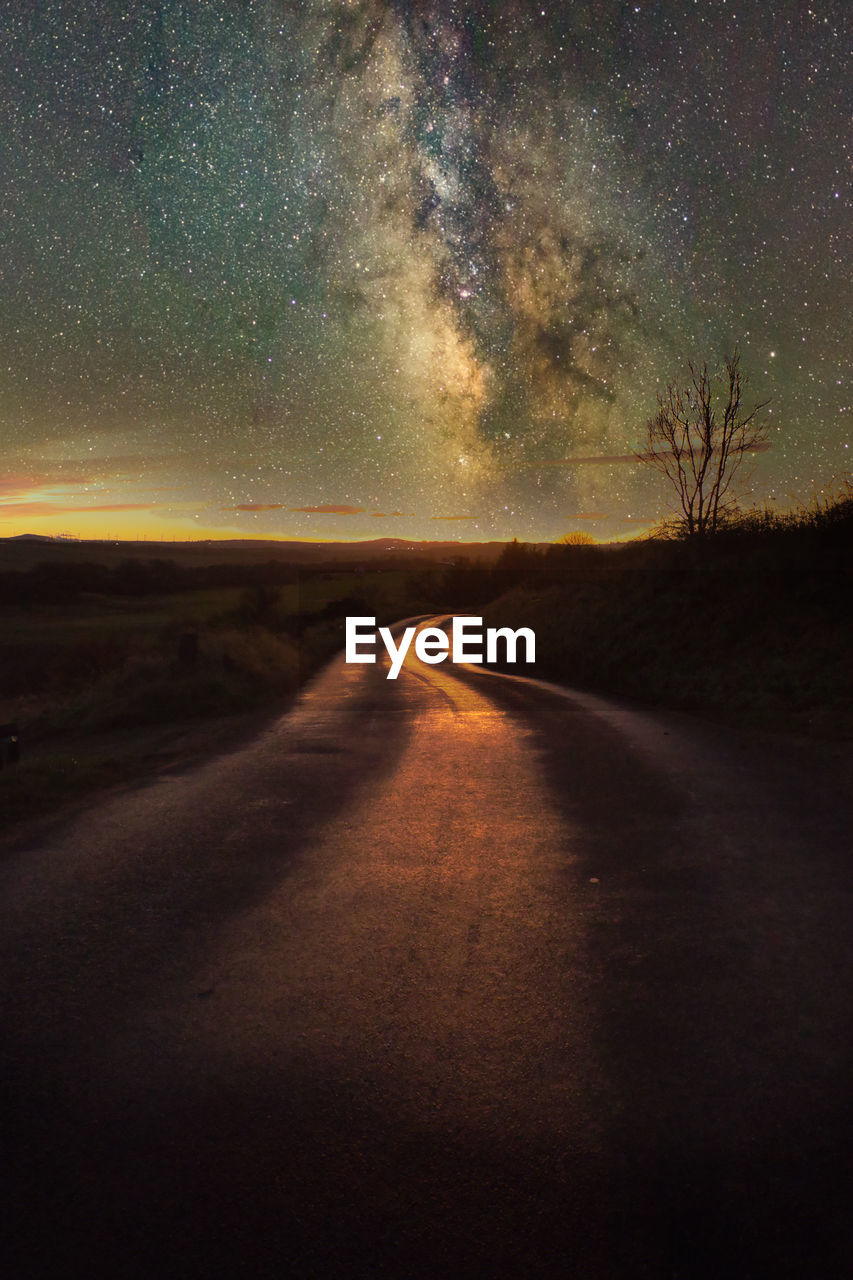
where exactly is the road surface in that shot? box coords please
[1,625,852,1278]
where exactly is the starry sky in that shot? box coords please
[0,0,849,543]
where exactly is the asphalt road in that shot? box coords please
[1,625,852,1278]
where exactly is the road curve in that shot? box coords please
[1,628,851,1278]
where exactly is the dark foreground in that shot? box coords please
[1,635,851,1278]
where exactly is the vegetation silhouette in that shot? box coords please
[0,486,850,828]
[476,486,853,736]
[636,347,770,537]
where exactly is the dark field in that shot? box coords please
[1,496,851,834]
[0,552,438,831]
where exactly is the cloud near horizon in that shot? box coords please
[223,503,287,512]
[1,456,200,492]
[535,440,773,469]
[0,472,95,498]
[290,504,366,515]
[430,514,479,522]
[0,501,157,516]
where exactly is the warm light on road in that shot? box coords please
[1,634,851,1276]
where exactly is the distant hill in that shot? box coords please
[0,534,543,571]
[193,537,522,561]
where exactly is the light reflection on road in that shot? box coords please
[172,627,602,1147]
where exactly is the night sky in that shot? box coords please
[1,1,849,542]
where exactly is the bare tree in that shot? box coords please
[557,530,596,546]
[637,348,770,536]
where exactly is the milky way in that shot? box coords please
[0,1,849,541]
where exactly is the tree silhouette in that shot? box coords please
[638,348,770,537]
[557,530,596,546]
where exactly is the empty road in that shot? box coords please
[1,624,852,1278]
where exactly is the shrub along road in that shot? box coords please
[1,631,851,1278]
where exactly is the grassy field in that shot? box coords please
[0,587,241,637]
[2,498,849,835]
[478,496,853,739]
[0,565,432,834]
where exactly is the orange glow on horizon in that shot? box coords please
[0,507,523,545]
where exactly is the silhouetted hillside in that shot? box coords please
[478,496,853,736]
